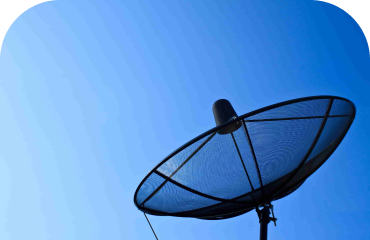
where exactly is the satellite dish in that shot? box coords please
[134,96,355,240]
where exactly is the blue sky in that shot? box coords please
[0,0,369,239]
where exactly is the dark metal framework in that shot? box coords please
[134,96,356,220]
[242,120,264,190]
[231,132,254,191]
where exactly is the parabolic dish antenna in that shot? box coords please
[134,96,355,240]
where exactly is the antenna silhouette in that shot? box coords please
[134,96,356,240]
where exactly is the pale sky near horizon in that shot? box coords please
[0,1,369,240]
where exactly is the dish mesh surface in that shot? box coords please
[134,96,355,220]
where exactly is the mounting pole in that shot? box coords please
[259,206,270,240]
[256,204,277,240]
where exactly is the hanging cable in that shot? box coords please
[144,213,159,240]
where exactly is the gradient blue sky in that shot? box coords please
[0,0,369,239]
